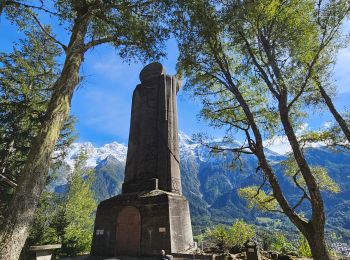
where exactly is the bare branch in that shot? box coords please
[238,31,280,98]
[5,0,60,16]
[83,36,138,52]
[258,31,286,94]
[292,170,311,202]
[292,193,308,211]
[207,143,253,155]
[210,105,242,114]
[30,13,67,51]
[252,175,267,199]
[0,173,17,188]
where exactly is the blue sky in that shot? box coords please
[0,17,219,146]
[1,16,349,153]
[73,40,220,146]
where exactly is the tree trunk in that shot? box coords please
[305,223,331,260]
[227,82,331,259]
[0,138,14,175]
[278,101,330,260]
[223,77,308,234]
[0,15,88,260]
[318,82,350,143]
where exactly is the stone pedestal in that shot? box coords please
[29,244,61,260]
[245,241,261,260]
[91,190,193,257]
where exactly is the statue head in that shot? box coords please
[139,62,165,82]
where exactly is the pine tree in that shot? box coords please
[61,151,96,256]
[0,1,170,258]
[0,27,76,226]
[22,150,96,259]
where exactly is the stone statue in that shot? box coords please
[91,63,194,257]
[123,62,182,194]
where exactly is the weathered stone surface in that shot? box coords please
[30,244,61,260]
[123,63,182,194]
[139,62,165,82]
[246,241,261,260]
[91,191,193,257]
[91,63,193,257]
[30,244,62,251]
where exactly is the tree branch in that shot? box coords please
[30,13,67,51]
[83,36,136,52]
[238,31,280,98]
[252,175,267,199]
[292,170,311,202]
[292,193,308,211]
[5,0,60,16]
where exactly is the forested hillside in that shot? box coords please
[52,133,350,243]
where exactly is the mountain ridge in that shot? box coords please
[53,132,350,241]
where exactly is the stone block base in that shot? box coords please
[90,190,194,257]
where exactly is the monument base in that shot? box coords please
[90,190,194,257]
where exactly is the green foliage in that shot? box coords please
[299,111,350,149]
[0,27,60,179]
[205,225,230,252]
[239,186,278,211]
[194,233,205,251]
[229,219,255,248]
[282,156,340,193]
[0,26,76,225]
[256,217,282,229]
[204,220,255,252]
[175,0,348,249]
[23,149,96,258]
[26,191,64,245]
[269,232,295,254]
[3,0,172,62]
[61,151,96,256]
[298,234,312,257]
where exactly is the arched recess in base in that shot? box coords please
[116,206,141,256]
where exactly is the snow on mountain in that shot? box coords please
[66,132,201,168]
[63,132,281,169]
[65,142,127,168]
[178,131,201,159]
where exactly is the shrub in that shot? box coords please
[298,234,312,257]
[204,219,255,253]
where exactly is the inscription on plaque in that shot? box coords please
[96,230,104,235]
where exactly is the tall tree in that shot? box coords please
[310,0,350,143]
[0,1,170,259]
[174,1,349,259]
[0,26,75,226]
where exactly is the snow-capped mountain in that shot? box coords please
[65,141,128,168]
[64,132,282,170]
[54,132,350,237]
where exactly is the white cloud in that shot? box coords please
[322,121,332,129]
[295,123,309,135]
[82,47,144,84]
[263,123,327,155]
[263,136,292,155]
